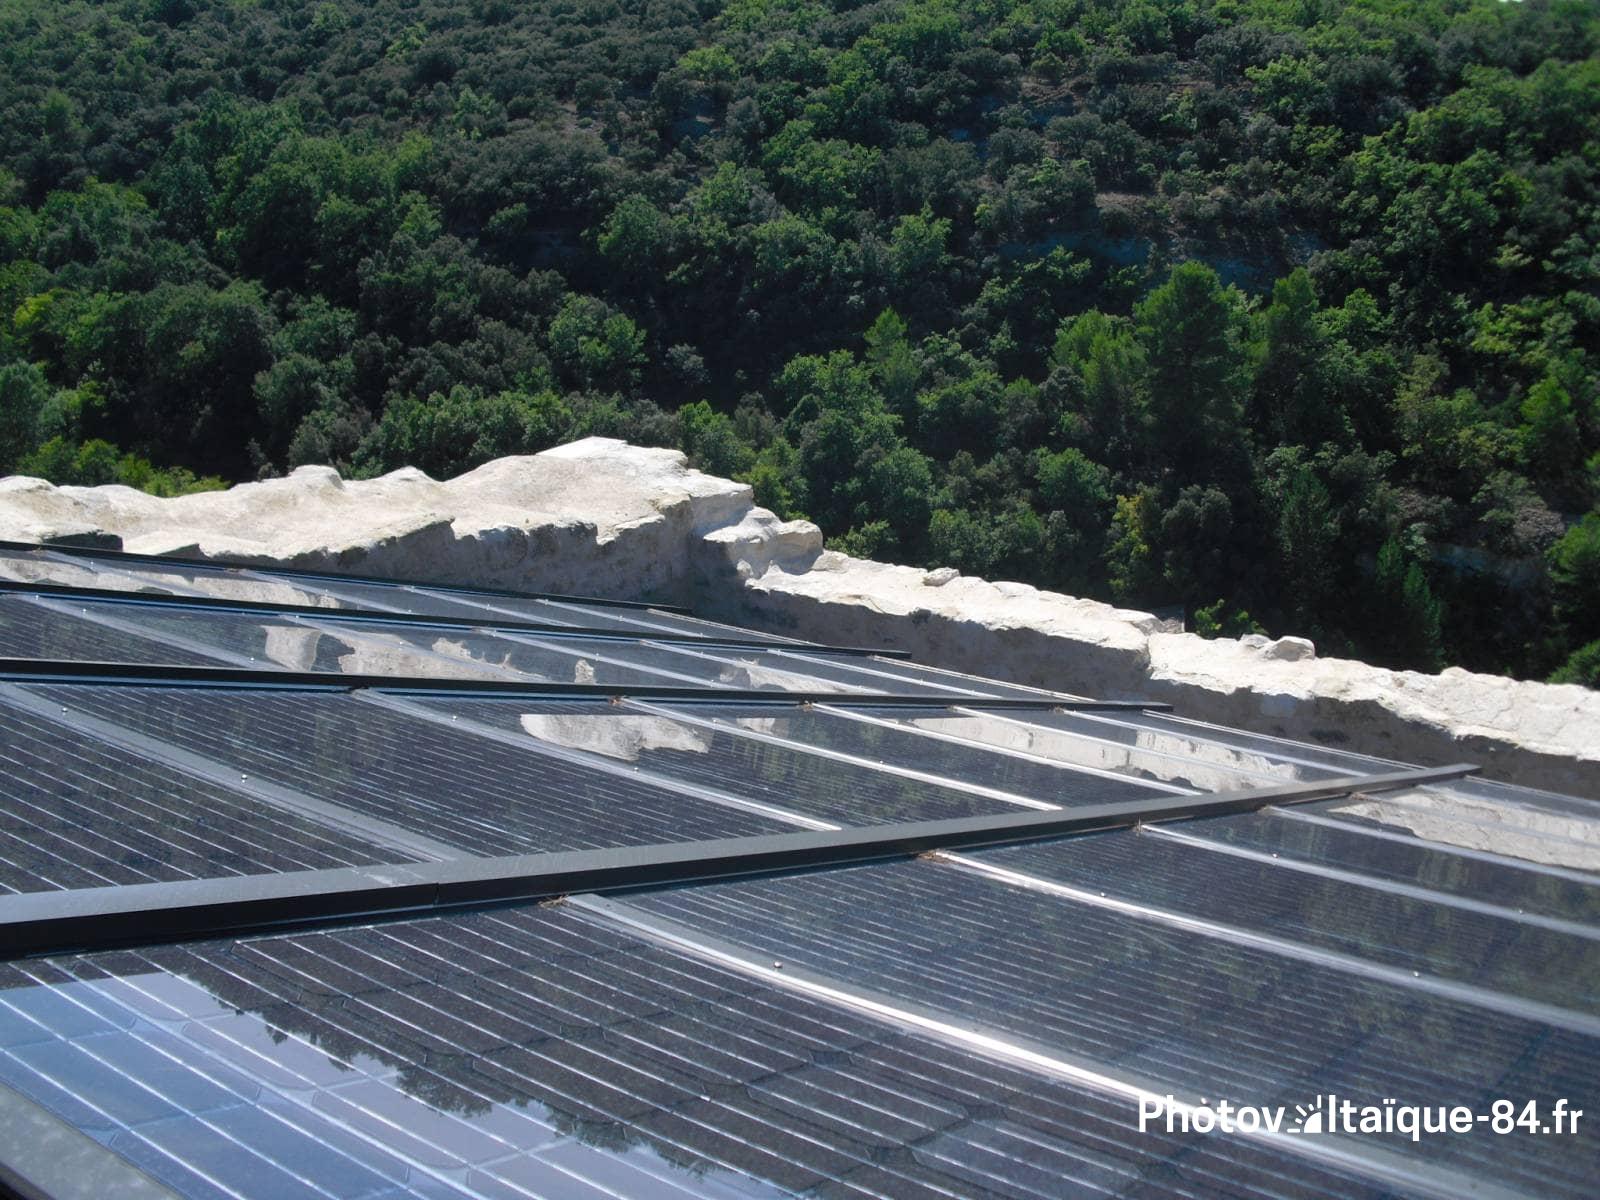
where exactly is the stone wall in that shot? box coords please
[3,437,1597,798]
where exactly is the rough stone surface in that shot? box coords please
[3,437,1597,798]
[0,441,751,605]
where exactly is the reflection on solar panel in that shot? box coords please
[0,539,1595,1200]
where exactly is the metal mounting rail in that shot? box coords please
[0,657,1159,709]
[0,580,910,658]
[0,763,1475,959]
[0,537,693,614]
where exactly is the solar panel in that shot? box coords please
[0,905,1408,1200]
[23,550,351,609]
[0,591,921,694]
[916,706,1344,786]
[967,828,1600,1011]
[23,685,793,857]
[536,597,805,643]
[1137,807,1600,923]
[763,649,1085,699]
[634,701,1185,805]
[0,596,218,668]
[409,695,1140,826]
[0,695,418,893]
[623,858,1599,1197]
[0,539,1594,1200]
[401,587,803,642]
[0,549,109,590]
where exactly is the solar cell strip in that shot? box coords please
[28,685,791,861]
[623,699,1070,813]
[575,893,1520,1200]
[0,906,1409,1200]
[479,631,818,689]
[943,703,1300,789]
[1139,820,1600,941]
[1323,785,1600,856]
[0,580,909,656]
[769,647,1082,699]
[626,698,1167,810]
[0,656,1172,708]
[408,694,1026,827]
[4,592,922,697]
[359,693,841,833]
[18,596,254,668]
[537,597,807,644]
[33,597,702,689]
[0,763,1476,958]
[815,702,1197,796]
[0,537,694,613]
[0,550,109,591]
[0,683,458,865]
[1270,806,1600,890]
[0,694,428,896]
[622,860,1598,1197]
[0,598,219,669]
[366,582,741,640]
[940,851,1600,1033]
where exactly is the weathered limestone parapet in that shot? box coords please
[3,437,1597,798]
[0,441,753,605]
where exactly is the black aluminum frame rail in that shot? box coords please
[0,657,1160,709]
[0,537,692,614]
[0,763,1475,959]
[0,579,910,658]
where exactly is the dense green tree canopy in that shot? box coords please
[1,0,1597,683]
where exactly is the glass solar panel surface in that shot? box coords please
[0,541,1596,1200]
[0,694,418,893]
[412,694,1132,825]
[968,829,1600,1011]
[49,601,678,685]
[536,598,805,644]
[0,905,1410,1200]
[626,855,1600,1199]
[0,593,870,691]
[24,685,793,857]
[863,705,1340,790]
[0,596,218,668]
[0,549,110,589]
[1138,806,1600,924]
[75,556,355,610]
[395,588,803,643]
[635,702,1183,805]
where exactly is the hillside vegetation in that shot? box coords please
[1,0,1597,682]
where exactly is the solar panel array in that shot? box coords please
[0,540,1595,1200]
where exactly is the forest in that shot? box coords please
[0,0,1596,683]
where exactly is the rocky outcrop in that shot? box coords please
[3,437,1597,798]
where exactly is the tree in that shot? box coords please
[1370,537,1445,671]
[547,295,646,392]
[1051,310,1146,468]
[1274,465,1337,632]
[679,400,754,478]
[1134,262,1253,484]
[1549,513,1600,648]
[1255,268,1348,448]
[1519,373,1584,499]
[0,361,52,470]
[357,386,570,479]
[1550,639,1600,688]
[597,196,670,279]
[1105,487,1163,605]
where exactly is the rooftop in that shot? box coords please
[0,540,1596,1200]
